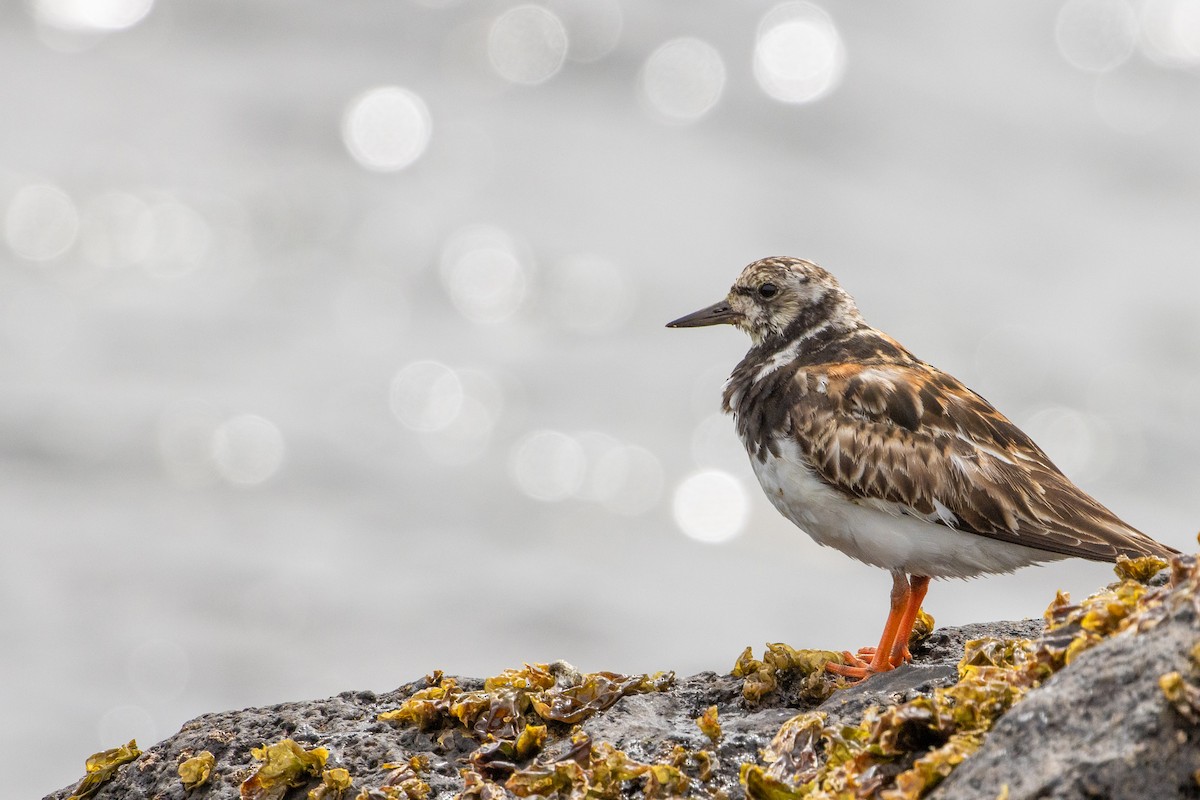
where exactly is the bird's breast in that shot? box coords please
[744,435,1066,578]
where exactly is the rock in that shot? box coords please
[934,575,1200,800]
[38,623,1030,800]
[45,558,1200,800]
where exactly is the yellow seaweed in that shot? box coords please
[372,758,431,800]
[736,554,1200,800]
[644,763,689,798]
[504,759,588,798]
[529,670,674,724]
[908,608,936,648]
[1113,554,1169,584]
[740,762,809,800]
[66,739,141,800]
[732,644,844,705]
[309,768,352,800]
[515,724,547,760]
[240,739,329,800]
[379,679,460,730]
[697,705,722,744]
[1160,671,1200,724]
[178,750,216,791]
[380,663,673,738]
[457,769,508,800]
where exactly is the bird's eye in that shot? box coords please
[758,282,778,299]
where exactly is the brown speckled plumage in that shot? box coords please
[669,256,1177,677]
[673,255,1177,569]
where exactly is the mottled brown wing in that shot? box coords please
[788,362,1176,562]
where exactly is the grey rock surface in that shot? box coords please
[933,593,1200,800]
[45,596,1198,800]
[47,624,1011,800]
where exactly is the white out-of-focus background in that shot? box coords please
[5,0,1199,795]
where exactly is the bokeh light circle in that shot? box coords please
[389,360,465,432]
[342,86,432,172]
[4,183,79,261]
[419,396,495,466]
[550,0,622,63]
[415,368,503,466]
[211,414,286,486]
[439,225,530,324]
[157,400,222,487]
[572,431,624,503]
[1140,0,1200,66]
[509,430,587,502]
[672,469,749,544]
[488,5,569,85]
[753,2,845,104]
[639,37,727,123]
[544,254,632,334]
[140,201,211,280]
[33,0,155,32]
[590,443,663,516]
[1055,0,1138,73]
[79,191,153,269]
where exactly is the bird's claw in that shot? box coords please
[824,649,879,680]
[824,643,912,680]
[857,644,914,665]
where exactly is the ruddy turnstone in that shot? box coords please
[667,256,1178,679]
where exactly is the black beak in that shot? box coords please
[666,299,741,329]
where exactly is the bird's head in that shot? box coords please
[667,256,862,347]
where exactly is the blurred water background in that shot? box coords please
[4,0,1199,795]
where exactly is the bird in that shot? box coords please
[666,256,1178,679]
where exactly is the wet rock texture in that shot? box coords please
[46,577,1200,800]
[936,584,1200,800]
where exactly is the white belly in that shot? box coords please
[749,438,1065,579]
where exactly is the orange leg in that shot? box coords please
[888,575,930,666]
[826,571,911,679]
[840,575,932,668]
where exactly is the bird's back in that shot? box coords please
[724,326,1177,565]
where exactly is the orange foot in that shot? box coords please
[823,573,931,681]
[825,648,895,679]
[856,643,914,665]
